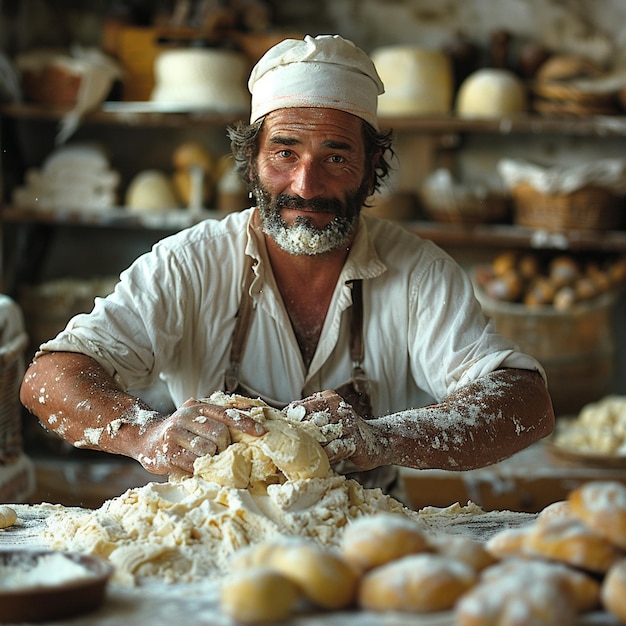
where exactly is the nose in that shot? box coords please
[290,159,326,199]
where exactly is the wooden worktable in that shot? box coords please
[0,500,621,625]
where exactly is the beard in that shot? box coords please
[251,176,369,256]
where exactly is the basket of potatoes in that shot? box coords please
[473,251,626,415]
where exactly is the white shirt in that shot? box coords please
[40,208,543,415]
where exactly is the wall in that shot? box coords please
[269,0,626,62]
[1,0,625,398]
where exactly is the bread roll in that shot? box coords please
[456,559,577,625]
[524,514,621,573]
[569,481,626,550]
[602,559,626,623]
[359,553,476,613]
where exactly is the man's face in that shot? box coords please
[252,108,371,256]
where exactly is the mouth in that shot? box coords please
[280,207,336,228]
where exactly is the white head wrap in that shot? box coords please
[248,34,385,130]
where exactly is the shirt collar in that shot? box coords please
[244,208,387,284]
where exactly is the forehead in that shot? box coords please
[260,108,365,147]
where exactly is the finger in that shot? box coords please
[186,433,219,457]
[323,439,354,464]
[167,444,199,474]
[182,416,232,453]
[198,404,266,437]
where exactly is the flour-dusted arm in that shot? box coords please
[20,352,265,475]
[290,368,554,471]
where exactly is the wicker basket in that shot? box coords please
[512,182,623,230]
[0,331,28,465]
[477,289,618,416]
[422,192,510,224]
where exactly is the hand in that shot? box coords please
[136,398,266,475]
[285,390,379,470]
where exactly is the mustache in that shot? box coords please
[275,194,345,214]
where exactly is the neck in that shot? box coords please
[264,233,353,370]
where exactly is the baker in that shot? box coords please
[20,34,554,490]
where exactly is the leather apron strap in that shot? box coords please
[225,269,372,418]
[224,261,256,394]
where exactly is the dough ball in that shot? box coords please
[359,553,476,613]
[569,481,626,550]
[429,535,496,572]
[268,539,359,610]
[0,505,17,529]
[536,500,572,526]
[341,513,429,572]
[602,559,626,623]
[229,540,283,570]
[482,558,599,614]
[220,566,300,624]
[485,525,532,559]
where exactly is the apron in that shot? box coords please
[223,263,398,492]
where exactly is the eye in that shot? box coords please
[329,154,345,164]
[278,149,293,159]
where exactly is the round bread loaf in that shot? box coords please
[535,55,603,82]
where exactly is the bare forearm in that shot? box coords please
[368,369,555,471]
[20,351,161,458]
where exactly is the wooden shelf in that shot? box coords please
[379,114,626,137]
[1,206,222,230]
[3,102,626,136]
[0,102,244,128]
[4,206,626,253]
[3,104,626,254]
[405,221,626,253]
